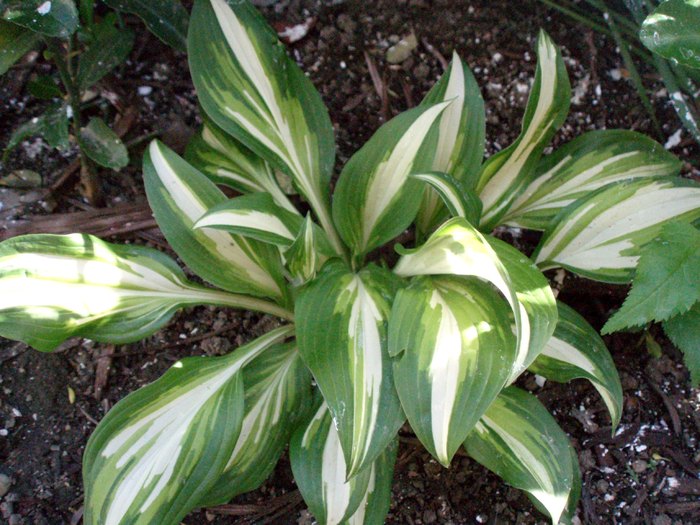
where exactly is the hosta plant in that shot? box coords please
[2,1,700,524]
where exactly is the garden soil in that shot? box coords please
[1,1,699,524]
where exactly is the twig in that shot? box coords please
[421,37,448,70]
[78,405,99,426]
[644,373,682,436]
[364,51,390,122]
[206,490,302,518]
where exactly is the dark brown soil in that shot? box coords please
[1,1,699,524]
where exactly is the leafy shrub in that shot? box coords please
[1,1,700,524]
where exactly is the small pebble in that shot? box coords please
[0,473,10,498]
[632,459,648,473]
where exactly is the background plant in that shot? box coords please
[0,0,189,204]
[1,1,700,524]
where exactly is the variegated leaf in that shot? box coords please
[144,140,288,302]
[534,177,700,283]
[504,130,681,230]
[184,118,297,213]
[0,234,291,351]
[412,171,482,227]
[464,387,579,524]
[189,0,342,254]
[83,326,293,525]
[289,402,373,525]
[197,342,312,506]
[416,52,485,233]
[296,261,405,477]
[530,301,623,430]
[283,214,330,286]
[194,192,303,246]
[477,30,571,230]
[388,276,516,466]
[345,439,398,525]
[332,102,449,258]
[394,217,557,384]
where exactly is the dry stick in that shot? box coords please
[206,490,302,517]
[364,51,390,122]
[421,37,449,71]
[644,373,682,436]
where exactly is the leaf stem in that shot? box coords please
[193,289,295,321]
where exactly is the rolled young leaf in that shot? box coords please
[394,217,557,385]
[416,52,485,233]
[477,30,571,230]
[504,130,681,230]
[197,342,312,506]
[640,0,700,70]
[1,0,78,38]
[194,192,303,246]
[534,177,700,283]
[289,402,373,525]
[332,102,449,258]
[189,0,341,253]
[388,276,516,466]
[283,214,330,286]
[464,386,579,524]
[530,301,623,429]
[296,261,405,477]
[83,326,293,525]
[411,171,482,227]
[144,140,287,302]
[0,233,292,351]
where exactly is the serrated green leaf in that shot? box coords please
[5,101,70,155]
[464,387,579,524]
[332,102,449,258]
[83,327,292,525]
[189,0,341,253]
[416,52,485,233]
[664,303,700,386]
[102,0,189,51]
[289,401,374,525]
[197,342,312,506]
[0,0,78,38]
[184,119,296,213]
[144,140,288,302]
[0,19,41,76]
[411,171,482,227]
[640,0,700,70]
[389,276,516,466]
[505,130,681,230]
[534,178,700,283]
[477,30,571,230]
[0,233,290,351]
[79,117,129,169]
[296,261,405,477]
[531,301,623,429]
[194,192,303,246]
[77,19,134,90]
[394,218,557,384]
[604,222,700,333]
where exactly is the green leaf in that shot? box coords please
[83,327,292,525]
[102,0,189,51]
[283,214,329,286]
[296,261,405,477]
[388,276,516,466]
[411,171,482,227]
[464,387,579,524]
[0,19,41,76]
[0,233,291,351]
[197,342,312,506]
[531,301,623,429]
[194,192,303,246]
[77,18,134,90]
[476,30,571,230]
[5,101,70,155]
[79,117,129,169]
[416,52,485,233]
[604,222,700,333]
[0,0,78,38]
[189,0,341,254]
[184,119,296,213]
[640,0,700,70]
[345,439,397,525]
[332,102,449,258]
[504,130,681,230]
[664,303,700,386]
[144,140,288,302]
[534,178,700,283]
[395,217,557,385]
[27,74,62,99]
[289,401,375,525]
